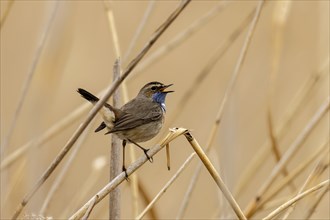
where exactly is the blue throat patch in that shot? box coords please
[152,92,167,112]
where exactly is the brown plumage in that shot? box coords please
[77,81,173,177]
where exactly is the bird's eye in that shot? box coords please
[151,86,157,91]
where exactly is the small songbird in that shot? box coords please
[77,81,173,177]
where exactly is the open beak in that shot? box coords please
[160,84,174,93]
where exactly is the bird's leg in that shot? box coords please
[128,139,153,163]
[122,140,128,180]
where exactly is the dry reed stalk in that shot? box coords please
[128,1,228,81]
[304,184,329,219]
[60,156,107,219]
[184,132,246,220]
[1,0,225,170]
[256,140,328,212]
[68,128,188,219]
[103,3,143,218]
[1,2,58,155]
[261,196,292,211]
[282,151,329,219]
[176,157,203,219]
[109,59,121,220]
[104,0,121,57]
[123,0,156,63]
[262,179,330,220]
[234,59,329,197]
[135,152,195,220]
[1,101,90,170]
[38,122,95,215]
[168,7,255,130]
[266,0,293,185]
[176,1,265,218]
[81,195,98,220]
[244,97,330,218]
[136,182,158,219]
[11,1,191,217]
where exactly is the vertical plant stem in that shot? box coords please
[104,0,121,57]
[109,59,122,220]
[39,122,94,215]
[123,0,156,63]
[233,59,329,197]
[68,128,188,220]
[128,1,228,81]
[244,97,330,218]
[266,0,293,187]
[11,1,191,217]
[1,2,58,154]
[168,7,255,129]
[176,1,264,217]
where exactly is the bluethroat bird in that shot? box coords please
[77,81,173,177]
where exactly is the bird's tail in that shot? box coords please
[77,88,120,132]
[77,88,99,103]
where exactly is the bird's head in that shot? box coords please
[138,81,174,104]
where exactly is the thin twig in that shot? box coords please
[244,97,330,218]
[11,1,191,217]
[262,179,330,220]
[39,121,95,215]
[256,140,328,211]
[266,0,294,191]
[136,152,195,220]
[233,58,329,197]
[0,101,90,170]
[128,1,228,81]
[60,156,107,219]
[305,184,330,219]
[1,0,228,170]
[82,195,99,220]
[104,0,121,57]
[176,159,203,219]
[266,0,292,176]
[104,3,144,215]
[68,128,188,219]
[184,132,247,220]
[123,0,156,63]
[136,182,158,219]
[1,2,58,154]
[176,1,265,218]
[282,151,330,219]
[168,7,256,129]
[109,59,122,220]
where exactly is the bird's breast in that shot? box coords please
[114,119,164,143]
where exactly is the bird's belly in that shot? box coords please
[114,120,163,143]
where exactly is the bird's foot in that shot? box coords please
[144,149,153,163]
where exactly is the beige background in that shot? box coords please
[1,1,329,219]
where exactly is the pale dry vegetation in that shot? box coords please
[1,1,329,219]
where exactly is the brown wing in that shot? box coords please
[108,98,162,133]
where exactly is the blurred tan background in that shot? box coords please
[1,0,329,219]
